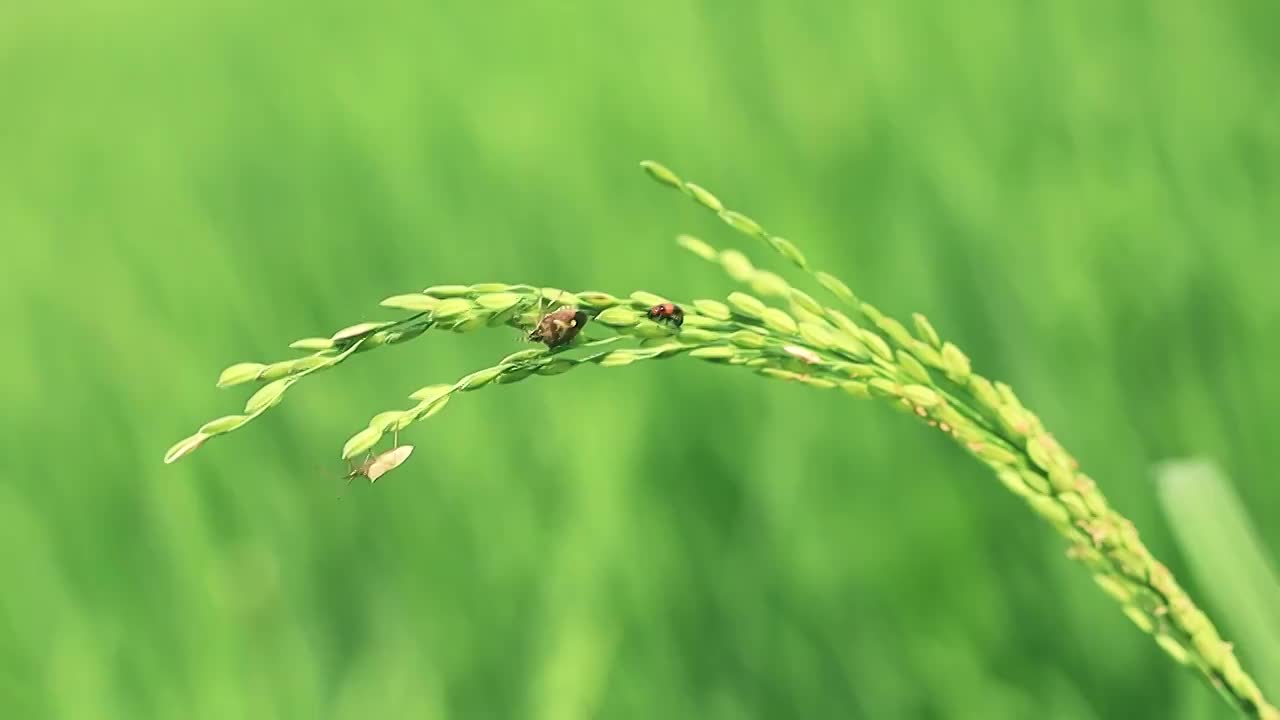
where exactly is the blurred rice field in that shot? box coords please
[2,1,1278,718]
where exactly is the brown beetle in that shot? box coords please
[528,305,589,349]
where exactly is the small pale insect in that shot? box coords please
[782,344,822,365]
[343,443,415,484]
[348,443,412,481]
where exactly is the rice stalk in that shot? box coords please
[160,161,1278,718]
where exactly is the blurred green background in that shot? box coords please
[3,1,1278,718]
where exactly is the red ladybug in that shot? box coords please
[646,302,684,328]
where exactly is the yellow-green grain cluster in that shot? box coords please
[639,160,1278,720]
